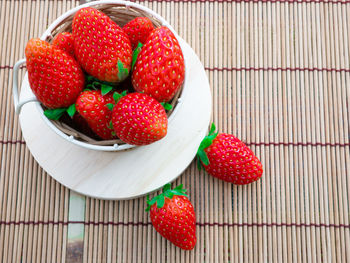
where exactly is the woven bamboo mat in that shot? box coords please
[1,0,350,262]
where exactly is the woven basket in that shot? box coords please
[43,2,184,148]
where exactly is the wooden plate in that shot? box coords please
[18,39,212,200]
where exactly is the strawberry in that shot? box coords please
[132,26,185,102]
[72,112,100,139]
[52,32,75,57]
[111,92,167,145]
[123,17,154,49]
[72,7,132,83]
[75,90,116,140]
[197,124,263,185]
[25,38,84,109]
[146,184,196,250]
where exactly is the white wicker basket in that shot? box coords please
[13,0,185,151]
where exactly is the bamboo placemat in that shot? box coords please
[1,0,349,262]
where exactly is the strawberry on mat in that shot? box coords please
[25,38,85,109]
[197,124,263,185]
[146,184,196,250]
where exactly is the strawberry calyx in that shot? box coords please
[117,60,129,81]
[107,121,116,136]
[106,103,114,111]
[66,103,77,117]
[44,103,76,120]
[131,42,143,70]
[145,184,188,212]
[106,90,127,111]
[113,90,127,104]
[196,123,218,170]
[160,102,173,111]
[85,74,115,95]
[107,120,114,130]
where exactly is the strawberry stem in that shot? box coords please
[145,184,188,212]
[196,123,218,168]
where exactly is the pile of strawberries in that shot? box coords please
[25,6,264,251]
[25,7,185,145]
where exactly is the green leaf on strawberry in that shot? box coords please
[132,42,143,70]
[160,102,173,111]
[66,103,76,118]
[145,183,188,212]
[117,60,129,81]
[107,121,114,130]
[85,74,116,91]
[163,183,171,192]
[44,108,67,120]
[101,84,113,96]
[106,103,114,111]
[196,123,218,168]
[112,90,127,104]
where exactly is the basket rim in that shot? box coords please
[35,0,185,152]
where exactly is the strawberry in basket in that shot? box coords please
[72,7,132,83]
[111,92,168,145]
[197,124,263,185]
[76,90,117,140]
[52,32,75,57]
[132,26,185,103]
[25,38,85,109]
[123,17,154,49]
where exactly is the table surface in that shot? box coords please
[1,0,349,262]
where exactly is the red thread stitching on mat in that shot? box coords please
[2,65,350,72]
[246,142,350,147]
[7,0,350,3]
[0,140,26,145]
[1,141,349,147]
[0,66,13,69]
[0,221,349,228]
[205,67,350,72]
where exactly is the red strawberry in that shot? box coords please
[76,90,116,140]
[132,26,185,102]
[123,17,154,49]
[72,7,132,83]
[72,112,100,139]
[52,32,74,57]
[111,92,167,145]
[146,184,196,250]
[25,38,84,109]
[197,124,263,185]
